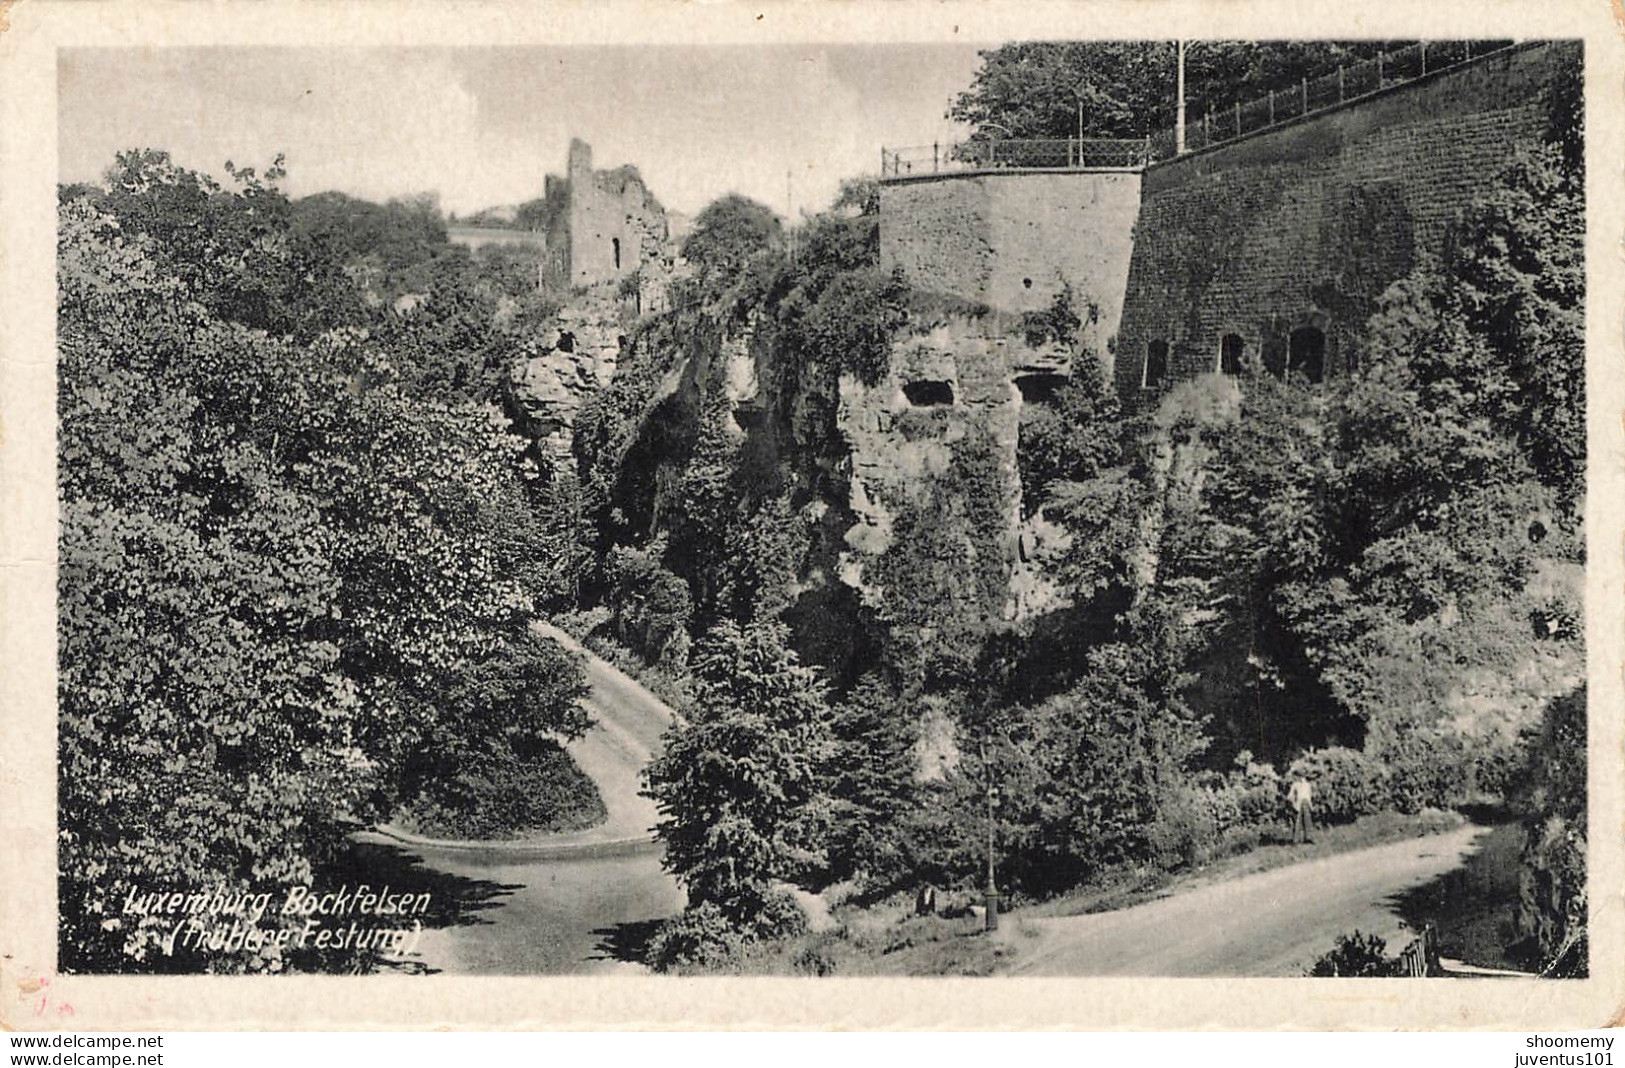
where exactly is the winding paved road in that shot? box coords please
[364,624,685,974]
[361,625,1490,977]
[1005,824,1490,976]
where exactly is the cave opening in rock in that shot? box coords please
[903,380,955,406]
[556,330,576,353]
[1015,372,1070,404]
[1219,333,1244,375]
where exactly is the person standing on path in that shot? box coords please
[1288,775,1314,844]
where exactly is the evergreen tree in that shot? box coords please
[643,620,835,922]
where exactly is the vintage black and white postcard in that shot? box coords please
[1,0,1621,1031]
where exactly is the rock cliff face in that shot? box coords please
[836,313,1076,621]
[506,294,630,462]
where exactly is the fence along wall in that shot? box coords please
[879,170,1141,355]
[1114,40,1574,399]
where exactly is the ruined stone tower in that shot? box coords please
[563,138,670,290]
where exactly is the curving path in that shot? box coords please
[1004,824,1490,976]
[358,623,685,974]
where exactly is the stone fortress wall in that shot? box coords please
[1114,40,1572,399]
[879,171,1141,360]
[564,138,673,291]
[873,41,1577,403]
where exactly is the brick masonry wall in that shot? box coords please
[1114,41,1574,400]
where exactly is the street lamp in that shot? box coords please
[984,772,1001,933]
[1176,40,1188,155]
[976,122,1015,169]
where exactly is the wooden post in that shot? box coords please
[933,142,939,171]
[1378,50,1385,85]
[1301,77,1308,114]
[1235,100,1242,136]
[1420,41,1428,76]
[1268,89,1274,125]
[1338,65,1346,102]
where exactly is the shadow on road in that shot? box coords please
[589,919,663,965]
[1385,820,1526,971]
[326,840,522,929]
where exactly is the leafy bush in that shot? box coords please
[401,741,606,841]
[1147,787,1219,870]
[1307,931,1399,977]
[1378,728,1468,814]
[604,540,693,667]
[1003,642,1209,893]
[1017,282,1090,348]
[754,887,812,940]
[1515,686,1587,976]
[645,902,748,973]
[1015,356,1123,515]
[792,943,839,976]
[798,268,909,386]
[1232,754,1285,825]
[1286,747,1386,825]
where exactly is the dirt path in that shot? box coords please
[1005,824,1490,976]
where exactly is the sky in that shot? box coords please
[58,45,986,219]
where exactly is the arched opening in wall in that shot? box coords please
[1142,340,1169,390]
[1288,326,1326,384]
[1219,333,1245,376]
[612,237,622,270]
[903,380,955,406]
[1015,372,1069,404]
[1262,335,1288,378]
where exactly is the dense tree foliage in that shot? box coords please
[1514,686,1587,976]
[57,155,591,972]
[950,41,1425,141]
[1016,355,1123,515]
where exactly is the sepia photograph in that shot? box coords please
[3,0,1622,1034]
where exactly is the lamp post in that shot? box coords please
[981,742,1001,932]
[1072,80,1089,169]
[1176,40,1188,154]
[979,122,1014,169]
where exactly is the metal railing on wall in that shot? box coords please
[1149,39,1517,161]
[881,40,1521,179]
[880,137,1150,177]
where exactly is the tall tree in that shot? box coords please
[643,620,835,922]
[57,158,592,973]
